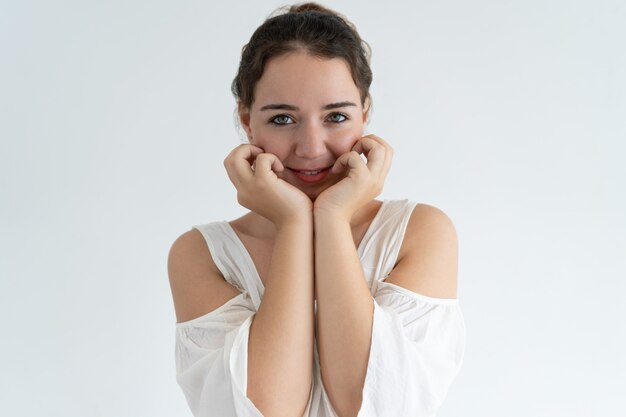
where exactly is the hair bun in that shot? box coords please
[288,2,336,15]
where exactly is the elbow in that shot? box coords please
[329,390,363,417]
[250,401,309,417]
[247,383,312,417]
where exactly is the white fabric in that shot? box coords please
[174,199,466,417]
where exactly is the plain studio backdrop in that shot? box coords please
[1,0,625,416]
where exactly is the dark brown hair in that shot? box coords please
[231,2,372,110]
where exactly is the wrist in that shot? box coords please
[274,211,313,231]
[313,207,351,227]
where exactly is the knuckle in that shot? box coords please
[237,190,252,207]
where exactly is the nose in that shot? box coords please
[294,121,327,159]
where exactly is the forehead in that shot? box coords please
[253,51,360,109]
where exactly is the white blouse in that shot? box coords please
[174,200,466,417]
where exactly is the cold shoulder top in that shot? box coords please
[174,199,466,417]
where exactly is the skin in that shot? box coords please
[169,50,459,417]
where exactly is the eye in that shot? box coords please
[270,114,295,125]
[327,112,348,123]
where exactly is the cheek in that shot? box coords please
[328,125,363,153]
[250,132,292,158]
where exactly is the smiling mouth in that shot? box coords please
[297,169,324,175]
[287,166,333,183]
[288,165,333,174]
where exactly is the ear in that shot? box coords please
[362,96,371,124]
[238,102,253,142]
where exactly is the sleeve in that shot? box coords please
[357,280,466,417]
[175,291,264,417]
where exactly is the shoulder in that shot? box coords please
[405,203,458,248]
[167,228,241,323]
[385,203,458,299]
[168,228,215,277]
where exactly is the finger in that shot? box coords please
[352,137,387,173]
[364,134,394,158]
[366,134,394,173]
[226,144,264,166]
[224,144,264,185]
[359,134,393,156]
[254,153,284,178]
[331,150,366,174]
[238,143,265,165]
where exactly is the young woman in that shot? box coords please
[168,3,465,417]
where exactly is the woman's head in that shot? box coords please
[232,2,372,111]
[232,3,373,201]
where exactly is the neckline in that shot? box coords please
[222,200,388,292]
[356,199,387,254]
[356,199,387,258]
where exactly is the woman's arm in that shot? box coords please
[224,145,315,417]
[247,218,314,417]
[312,135,392,417]
[168,219,314,417]
[314,213,373,417]
[314,204,459,417]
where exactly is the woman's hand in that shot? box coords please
[224,144,313,226]
[314,134,393,221]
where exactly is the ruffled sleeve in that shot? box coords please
[175,291,263,417]
[358,281,466,417]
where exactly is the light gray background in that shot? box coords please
[1,0,625,416]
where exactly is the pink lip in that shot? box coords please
[287,166,332,184]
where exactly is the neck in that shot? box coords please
[240,199,381,240]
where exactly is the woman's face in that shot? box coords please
[239,51,369,201]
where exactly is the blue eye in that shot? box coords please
[327,113,348,123]
[270,114,294,125]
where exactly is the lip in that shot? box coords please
[287,165,333,184]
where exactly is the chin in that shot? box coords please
[288,172,341,202]
[303,189,322,202]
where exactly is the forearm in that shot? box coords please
[248,219,315,416]
[314,214,374,417]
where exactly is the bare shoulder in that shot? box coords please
[384,203,459,299]
[405,204,458,249]
[167,228,242,323]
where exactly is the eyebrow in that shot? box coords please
[259,101,358,111]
